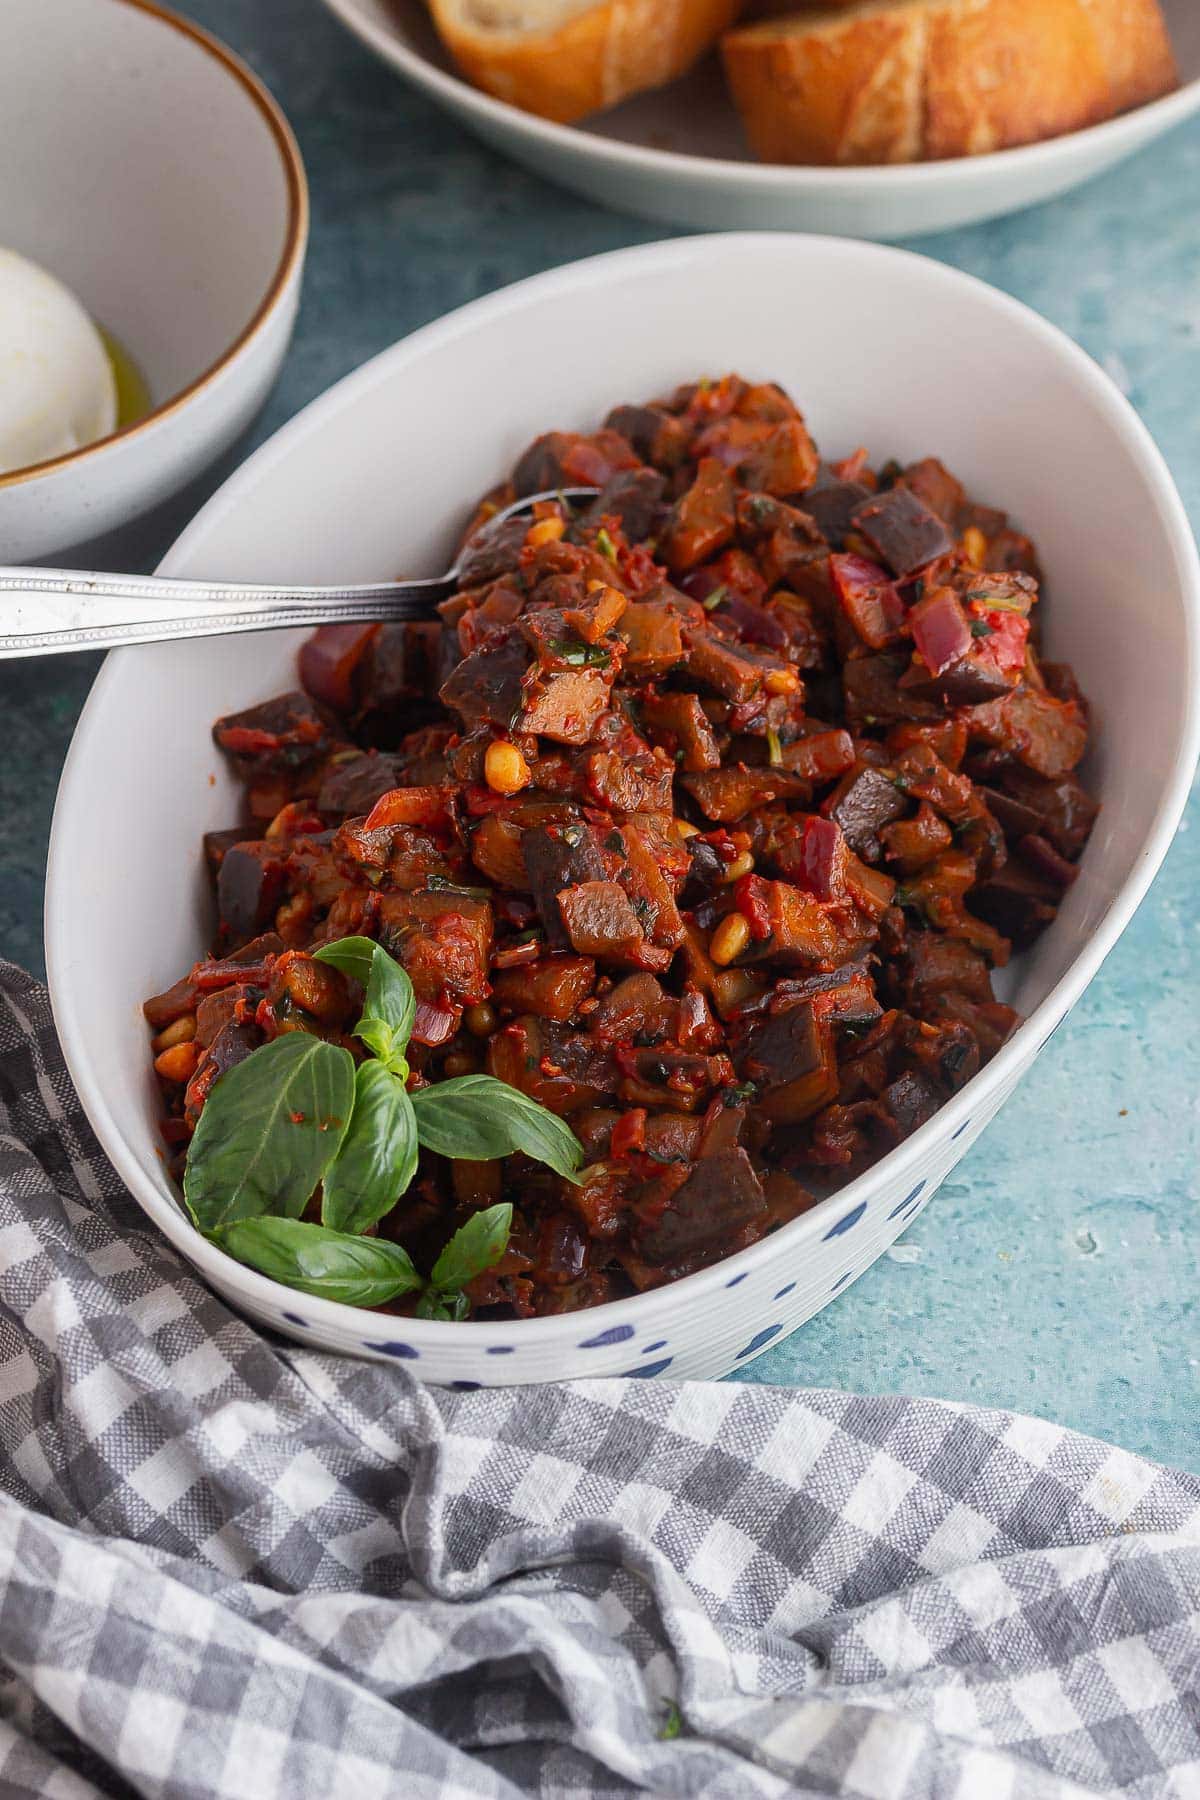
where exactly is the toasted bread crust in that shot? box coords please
[429,0,744,124]
[721,0,1179,165]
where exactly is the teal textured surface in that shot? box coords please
[8,0,1197,1467]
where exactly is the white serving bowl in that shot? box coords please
[0,0,307,562]
[321,0,1200,239]
[46,236,1200,1385]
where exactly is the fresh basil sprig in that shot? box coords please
[412,1075,584,1184]
[184,1034,355,1232]
[321,1060,418,1234]
[315,935,415,1076]
[182,936,583,1309]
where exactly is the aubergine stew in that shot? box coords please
[144,374,1097,1321]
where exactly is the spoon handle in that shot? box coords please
[0,568,451,657]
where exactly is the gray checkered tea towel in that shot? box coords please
[1,960,1198,1800]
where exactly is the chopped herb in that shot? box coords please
[970,620,994,638]
[595,527,618,562]
[427,874,490,898]
[604,829,625,853]
[726,1080,757,1105]
[561,639,612,669]
[964,590,1025,610]
[562,824,586,847]
[910,578,925,603]
[765,726,783,768]
[702,585,728,612]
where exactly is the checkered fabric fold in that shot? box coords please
[1,962,1198,1800]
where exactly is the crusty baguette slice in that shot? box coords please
[428,0,745,124]
[721,0,1179,165]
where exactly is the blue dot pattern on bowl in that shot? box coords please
[1039,1016,1064,1052]
[621,1358,674,1379]
[889,1181,926,1219]
[773,1283,796,1301]
[362,1340,420,1359]
[282,1312,308,1328]
[643,1339,668,1354]
[452,1380,482,1391]
[579,1323,635,1348]
[823,1201,867,1240]
[951,1118,972,1141]
[737,1324,782,1359]
[486,1345,515,1356]
[725,1271,748,1288]
[832,1271,854,1292]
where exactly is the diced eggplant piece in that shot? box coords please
[455,513,529,587]
[376,890,493,1012]
[353,623,444,744]
[980,768,1098,859]
[843,654,941,731]
[779,730,856,785]
[830,554,906,650]
[640,692,721,772]
[685,630,783,703]
[616,820,687,950]
[581,467,667,544]
[659,459,736,574]
[851,487,954,577]
[828,767,908,861]
[317,751,406,820]
[618,601,686,678]
[898,458,965,527]
[965,689,1088,779]
[439,626,530,730]
[970,859,1060,948]
[487,1016,619,1115]
[881,803,953,873]
[203,828,248,880]
[903,933,995,1008]
[741,999,823,1089]
[635,1147,767,1266]
[802,477,872,547]
[492,954,595,1022]
[679,835,728,908]
[585,749,674,815]
[603,403,690,469]
[520,667,611,746]
[883,1069,943,1136]
[589,972,677,1044]
[217,841,288,941]
[472,813,535,890]
[213,693,333,773]
[200,1017,261,1084]
[512,429,639,498]
[557,882,645,959]
[683,767,811,824]
[738,420,819,496]
[899,648,1013,708]
[522,825,613,947]
[738,877,841,968]
[299,624,380,713]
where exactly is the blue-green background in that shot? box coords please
[7,0,1197,1468]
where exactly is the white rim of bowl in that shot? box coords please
[0,0,309,491]
[322,0,1200,194]
[47,233,1200,1354]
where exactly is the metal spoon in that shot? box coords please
[0,487,601,658]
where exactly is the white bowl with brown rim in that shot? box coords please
[0,0,307,562]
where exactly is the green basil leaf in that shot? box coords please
[212,1216,422,1307]
[321,1061,419,1234]
[414,1288,470,1322]
[411,1075,585,1183]
[429,1202,513,1292]
[183,1034,355,1231]
[314,935,415,1073]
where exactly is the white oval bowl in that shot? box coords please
[320,0,1200,239]
[0,0,307,562]
[46,235,1200,1385]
